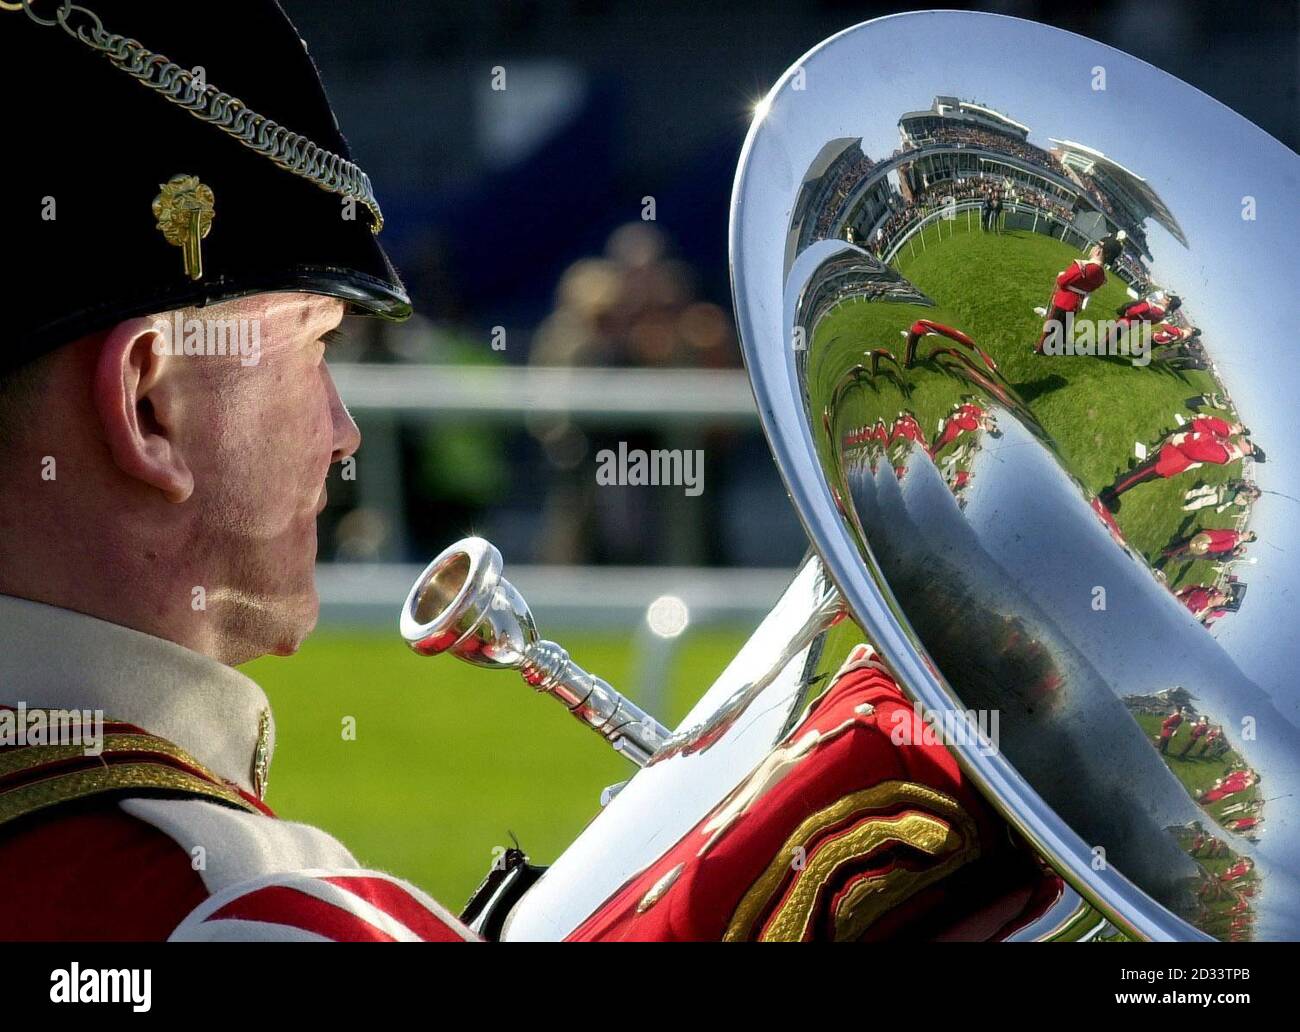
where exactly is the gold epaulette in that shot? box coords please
[0,722,263,831]
[724,780,980,941]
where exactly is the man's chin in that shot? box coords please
[270,588,320,656]
[228,584,319,664]
[269,636,305,658]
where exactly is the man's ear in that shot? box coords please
[93,315,195,503]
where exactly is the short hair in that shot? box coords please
[1,296,271,450]
[0,352,54,450]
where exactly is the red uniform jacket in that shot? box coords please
[1051,259,1106,312]
[0,718,477,942]
[1118,299,1167,326]
[566,645,1064,941]
[1153,325,1192,346]
[1177,586,1219,616]
[934,404,988,453]
[0,595,477,943]
[1155,432,1239,477]
[1189,416,1232,438]
[890,414,928,450]
[1200,527,1243,552]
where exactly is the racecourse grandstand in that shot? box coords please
[798,250,932,331]
[1051,139,1189,251]
[783,96,1188,329]
[791,138,887,255]
[792,95,1196,292]
[894,97,1079,221]
[898,96,1063,175]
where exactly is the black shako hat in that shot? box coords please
[2,0,412,371]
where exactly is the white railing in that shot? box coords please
[319,362,781,630]
[317,561,791,627]
[330,363,758,425]
[317,560,793,712]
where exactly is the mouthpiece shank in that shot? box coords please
[519,640,669,766]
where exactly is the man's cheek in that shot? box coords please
[207,433,299,524]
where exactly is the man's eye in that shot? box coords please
[320,328,347,349]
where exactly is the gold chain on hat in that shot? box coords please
[11,0,386,233]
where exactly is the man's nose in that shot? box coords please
[322,360,362,463]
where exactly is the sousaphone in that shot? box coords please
[404,11,1300,941]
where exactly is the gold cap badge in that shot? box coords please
[152,174,215,281]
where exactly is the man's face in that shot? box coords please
[169,292,358,658]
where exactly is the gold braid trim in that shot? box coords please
[724,780,980,942]
[0,732,226,785]
[825,820,975,942]
[0,761,261,828]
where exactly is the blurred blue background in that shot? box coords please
[280,0,1298,575]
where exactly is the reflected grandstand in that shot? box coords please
[787,95,1190,300]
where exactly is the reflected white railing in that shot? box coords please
[878,200,1143,292]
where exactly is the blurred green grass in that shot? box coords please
[242,625,751,910]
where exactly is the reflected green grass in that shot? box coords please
[818,223,1240,589]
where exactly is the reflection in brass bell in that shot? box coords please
[726,12,1300,942]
